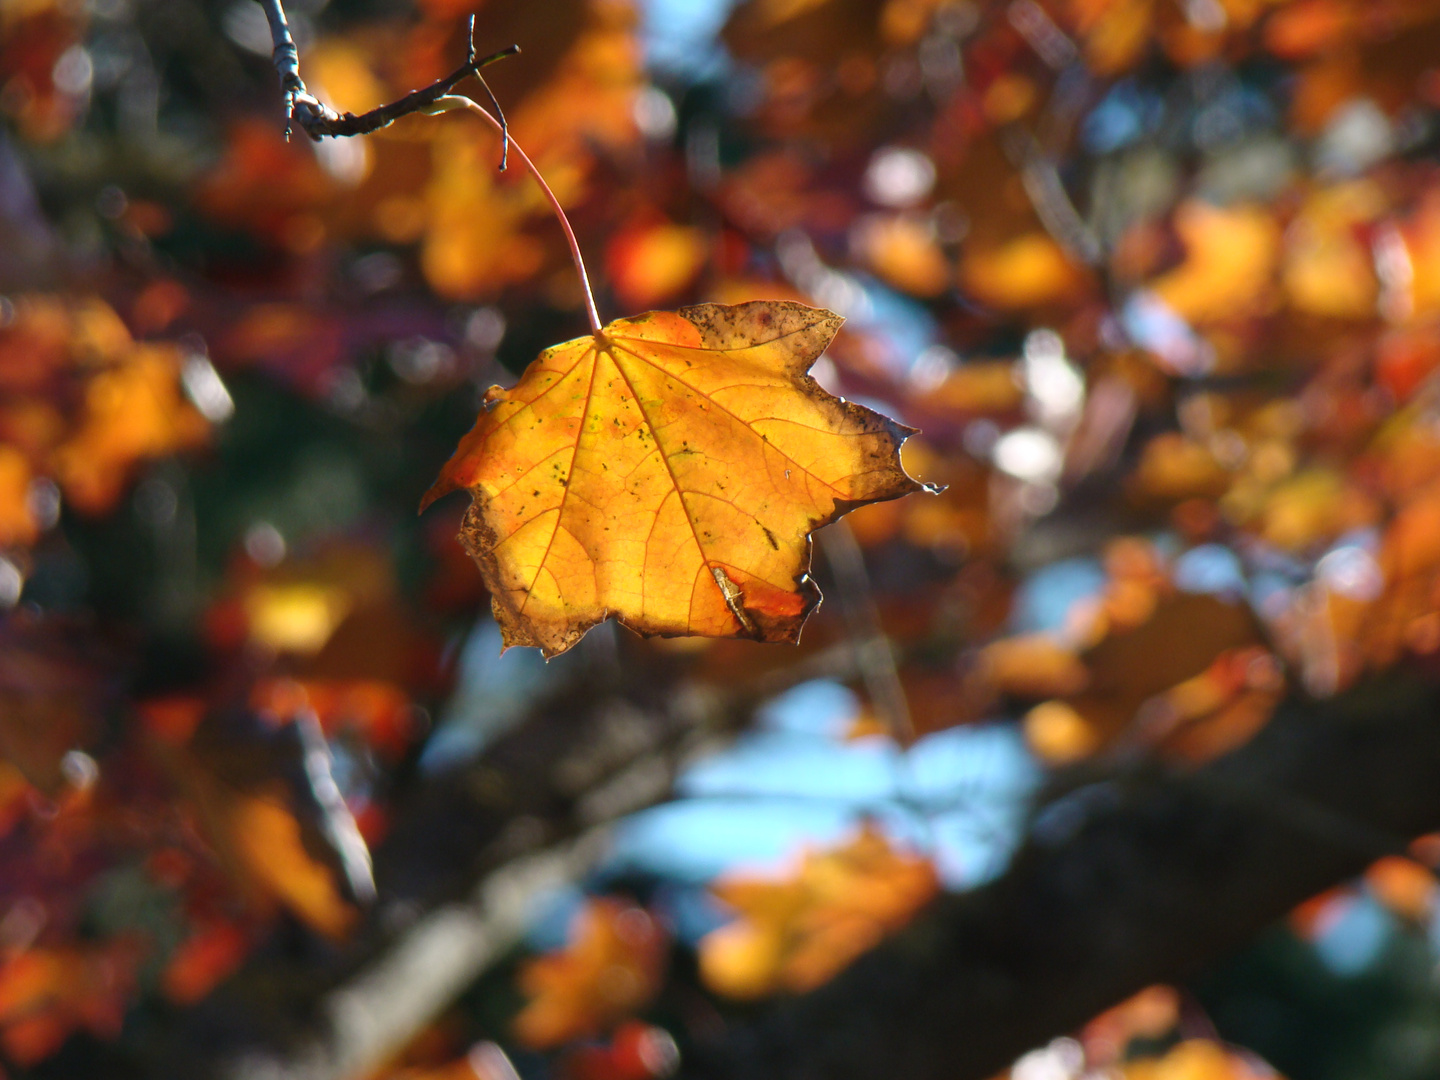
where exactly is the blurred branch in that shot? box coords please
[201,642,866,1080]
[254,0,517,148]
[224,832,607,1080]
[691,675,1440,1080]
[1002,127,1102,264]
[816,524,913,742]
[192,634,1440,1080]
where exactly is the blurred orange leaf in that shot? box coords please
[851,213,950,298]
[0,446,36,548]
[1132,434,1231,503]
[960,234,1087,310]
[160,918,252,1005]
[250,678,415,759]
[184,777,362,940]
[0,940,142,1065]
[1364,854,1437,923]
[1018,577,1277,765]
[513,899,667,1050]
[1149,202,1280,325]
[606,219,709,312]
[981,634,1090,700]
[149,707,369,940]
[0,294,209,522]
[698,823,938,999]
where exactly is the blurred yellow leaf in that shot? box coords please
[699,823,938,999]
[421,124,549,301]
[243,583,354,655]
[961,234,1087,310]
[852,213,951,298]
[1024,699,1102,765]
[982,635,1090,699]
[1283,182,1386,319]
[1150,202,1280,324]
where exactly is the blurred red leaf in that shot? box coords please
[513,900,667,1050]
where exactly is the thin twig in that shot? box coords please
[258,0,302,137]
[254,0,518,150]
[249,0,603,327]
[290,40,518,143]
[1001,126,1102,265]
[817,523,914,743]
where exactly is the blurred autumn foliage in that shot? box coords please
[6,0,1440,1077]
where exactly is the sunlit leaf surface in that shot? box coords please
[425,301,927,656]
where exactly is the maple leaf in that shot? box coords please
[698,822,938,999]
[423,300,927,657]
[512,899,667,1050]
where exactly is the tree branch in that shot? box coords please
[195,657,1440,1080]
[690,674,1440,1080]
[180,641,861,1080]
[223,832,609,1080]
[255,0,518,152]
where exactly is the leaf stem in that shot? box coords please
[446,96,603,336]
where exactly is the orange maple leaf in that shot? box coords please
[698,823,938,999]
[512,899,667,1050]
[423,300,927,656]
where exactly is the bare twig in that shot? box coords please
[255,0,518,156]
[1001,127,1102,265]
[257,0,302,132]
[816,523,914,742]
[250,0,605,329]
